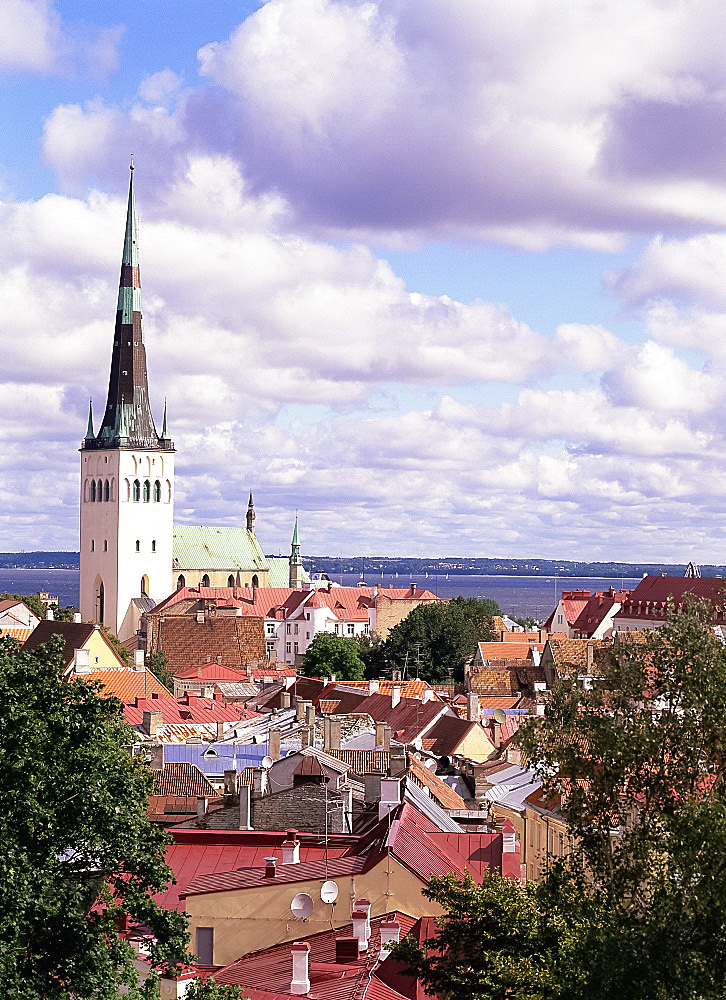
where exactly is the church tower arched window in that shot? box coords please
[201,574,210,588]
[153,479,161,502]
[104,480,110,502]
[177,574,186,589]
[133,480,140,502]
[90,480,96,502]
[143,479,150,502]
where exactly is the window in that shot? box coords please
[177,574,186,589]
[201,574,210,588]
[141,575,149,597]
[286,642,291,654]
[104,480,110,502]
[294,641,299,654]
[103,540,108,552]
[266,623,275,635]
[123,478,130,501]
[135,540,140,552]
[364,623,369,634]
[143,479,150,502]
[306,632,310,640]
[347,624,355,635]
[96,580,104,625]
[90,480,96,502]
[305,613,310,620]
[195,928,214,966]
[165,479,171,502]
[557,614,563,625]
[153,479,161,502]
[97,479,103,501]
[151,540,156,552]
[294,624,299,635]
[251,574,259,588]
[286,624,291,634]
[266,640,275,654]
[334,624,339,634]
[84,480,90,502]
[133,480,140,502]
[90,539,95,552]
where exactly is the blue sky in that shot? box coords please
[3,0,726,563]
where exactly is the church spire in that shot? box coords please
[85,399,94,441]
[289,515,303,588]
[246,492,256,534]
[88,161,172,452]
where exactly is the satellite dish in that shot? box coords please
[320,880,339,903]
[261,755,274,769]
[493,708,507,725]
[291,892,314,919]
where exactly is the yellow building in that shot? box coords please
[22,619,128,673]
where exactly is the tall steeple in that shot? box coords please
[88,162,171,451]
[289,515,303,588]
[246,492,256,534]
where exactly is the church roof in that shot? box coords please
[267,557,310,588]
[172,525,268,571]
[84,164,171,453]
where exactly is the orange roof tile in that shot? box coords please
[71,667,173,700]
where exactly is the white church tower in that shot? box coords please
[79,163,175,640]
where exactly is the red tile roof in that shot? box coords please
[614,576,726,624]
[174,662,252,681]
[152,762,217,797]
[124,693,260,727]
[71,667,172,701]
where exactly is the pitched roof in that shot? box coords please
[422,715,480,757]
[476,641,540,662]
[545,638,610,671]
[22,620,125,668]
[124,693,260,729]
[406,753,467,810]
[0,627,34,643]
[172,525,268,571]
[153,615,266,675]
[614,575,726,623]
[152,762,217,797]
[571,590,630,636]
[72,666,172,700]
[342,692,446,743]
[335,679,437,701]
[174,662,252,681]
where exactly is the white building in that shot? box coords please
[79,164,175,641]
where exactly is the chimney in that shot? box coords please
[357,898,371,942]
[148,743,164,769]
[142,710,162,737]
[422,687,434,703]
[239,783,252,829]
[389,743,406,777]
[586,643,595,671]
[269,728,281,760]
[264,856,277,878]
[466,691,480,722]
[290,942,310,994]
[281,691,292,709]
[380,920,401,954]
[330,673,337,683]
[352,910,368,952]
[296,698,308,722]
[391,685,401,708]
[335,937,359,963]
[73,611,82,623]
[284,675,296,690]
[223,769,238,800]
[216,721,224,740]
[46,608,54,620]
[216,654,222,665]
[196,797,208,821]
[368,679,379,695]
[502,819,516,854]
[328,718,341,751]
[282,830,300,864]
[364,773,382,804]
[134,648,145,669]
[196,611,204,624]
[379,777,401,820]
[305,704,315,728]
[301,726,313,749]
[197,664,203,678]
[374,722,388,749]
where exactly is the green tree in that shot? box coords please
[386,596,500,683]
[0,591,46,620]
[47,604,77,621]
[101,624,131,665]
[390,869,606,1000]
[300,632,366,681]
[147,649,174,692]
[516,599,726,999]
[0,634,189,999]
[356,632,387,679]
[183,978,247,999]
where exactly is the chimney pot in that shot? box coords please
[290,941,311,994]
[380,920,401,953]
[352,910,368,952]
[264,856,277,877]
[391,685,401,708]
[46,609,54,620]
[73,611,82,623]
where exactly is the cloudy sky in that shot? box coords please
[2,0,726,562]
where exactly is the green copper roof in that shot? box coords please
[267,557,310,588]
[290,515,301,565]
[172,525,268,571]
[85,399,94,440]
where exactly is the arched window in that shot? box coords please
[123,478,130,502]
[110,478,116,501]
[133,480,140,502]
[97,479,103,501]
[201,574,210,588]
[227,575,235,587]
[104,480,110,502]
[177,574,186,589]
[135,540,140,552]
[151,540,156,552]
[141,575,149,597]
[103,540,108,552]
[252,574,259,588]
[90,480,96,502]
[165,480,171,502]
[90,539,95,552]
[84,480,90,502]
[143,480,150,502]
[96,579,104,625]
[153,479,161,502]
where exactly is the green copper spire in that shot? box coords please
[161,398,168,439]
[290,515,301,565]
[85,399,94,440]
[117,160,142,326]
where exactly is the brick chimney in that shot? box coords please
[269,728,281,760]
[290,941,310,994]
[142,710,162,737]
[335,936,359,963]
[281,691,292,709]
[352,910,368,952]
[305,703,315,727]
[466,691,480,722]
[380,920,400,954]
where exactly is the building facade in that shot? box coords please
[79,165,175,640]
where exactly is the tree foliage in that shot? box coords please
[147,649,174,692]
[300,632,366,680]
[0,634,189,999]
[386,596,500,682]
[183,978,247,1000]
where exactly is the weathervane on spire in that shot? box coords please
[130,152,134,171]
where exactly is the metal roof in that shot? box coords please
[172,525,268,571]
